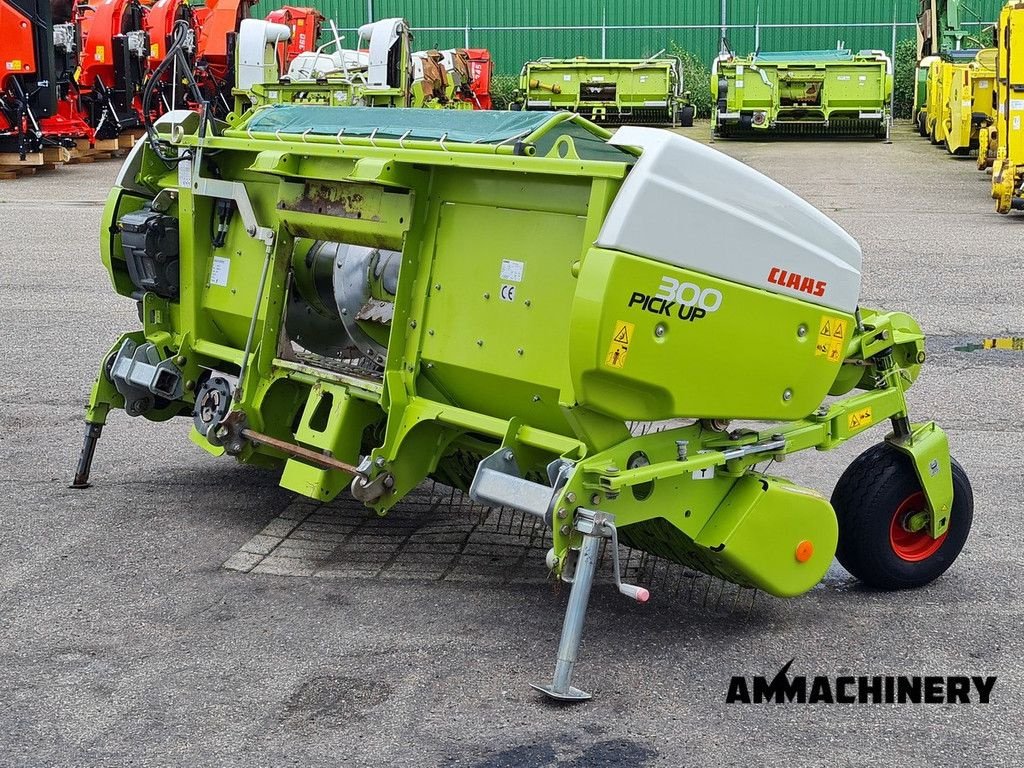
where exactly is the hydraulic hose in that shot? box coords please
[141,18,209,164]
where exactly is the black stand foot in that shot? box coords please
[70,423,103,489]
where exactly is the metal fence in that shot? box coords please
[252,0,1003,74]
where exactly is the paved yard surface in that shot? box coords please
[1,122,1021,766]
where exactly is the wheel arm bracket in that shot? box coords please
[886,421,953,538]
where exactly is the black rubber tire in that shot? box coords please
[944,138,971,157]
[917,112,927,136]
[831,442,973,590]
[678,105,695,128]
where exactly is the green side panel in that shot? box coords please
[619,472,838,598]
[418,202,584,434]
[692,474,838,597]
[914,62,930,113]
[717,54,891,123]
[569,248,848,422]
[523,60,675,107]
[280,385,382,501]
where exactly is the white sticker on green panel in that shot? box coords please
[500,259,525,283]
[210,256,230,287]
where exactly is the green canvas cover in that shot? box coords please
[239,105,558,144]
[752,49,856,63]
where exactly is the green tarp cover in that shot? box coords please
[752,50,856,63]
[241,105,556,144]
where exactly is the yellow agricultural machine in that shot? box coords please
[990,2,1024,212]
[919,49,995,156]
[923,57,957,145]
[914,1,997,154]
[946,49,997,155]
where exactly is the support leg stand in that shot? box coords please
[70,423,103,489]
[531,532,602,702]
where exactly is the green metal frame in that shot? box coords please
[83,106,954,602]
[515,57,690,126]
[713,50,893,136]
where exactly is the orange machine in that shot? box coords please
[192,0,256,114]
[145,0,195,71]
[38,17,94,145]
[464,48,492,109]
[76,0,149,137]
[265,6,323,70]
[143,0,198,110]
[0,0,66,156]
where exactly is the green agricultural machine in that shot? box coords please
[712,49,893,137]
[74,105,973,700]
[514,55,694,127]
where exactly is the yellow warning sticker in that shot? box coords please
[848,407,873,430]
[11,60,22,70]
[605,320,634,369]
[95,45,105,63]
[151,43,160,58]
[815,315,848,363]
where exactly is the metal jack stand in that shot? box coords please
[70,423,103,489]
[532,509,649,702]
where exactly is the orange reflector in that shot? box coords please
[795,540,814,563]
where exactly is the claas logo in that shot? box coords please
[768,267,826,298]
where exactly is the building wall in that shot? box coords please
[252,0,1005,73]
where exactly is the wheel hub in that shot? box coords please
[889,491,946,562]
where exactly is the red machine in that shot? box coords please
[142,0,198,111]
[0,0,76,156]
[145,0,194,71]
[464,48,492,110]
[76,0,149,138]
[265,6,323,70]
[192,0,256,115]
[38,18,94,145]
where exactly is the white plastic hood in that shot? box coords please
[358,18,403,89]
[597,127,862,313]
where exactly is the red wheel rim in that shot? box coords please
[889,491,947,562]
